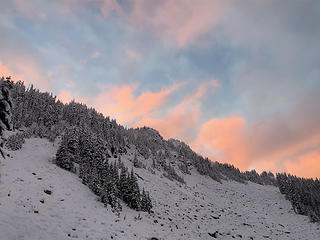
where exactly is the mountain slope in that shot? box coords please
[1,137,319,240]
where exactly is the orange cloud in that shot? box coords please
[88,79,219,143]
[0,57,52,92]
[57,90,73,104]
[0,61,16,78]
[192,93,320,177]
[135,80,219,141]
[92,82,181,125]
[136,100,199,141]
[57,90,88,105]
[285,149,320,179]
[192,116,250,169]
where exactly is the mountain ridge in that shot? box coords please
[0,79,319,235]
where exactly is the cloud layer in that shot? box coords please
[1,0,319,178]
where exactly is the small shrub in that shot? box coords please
[6,133,25,150]
[163,162,185,184]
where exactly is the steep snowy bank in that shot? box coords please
[0,138,319,240]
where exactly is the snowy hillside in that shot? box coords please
[1,137,319,240]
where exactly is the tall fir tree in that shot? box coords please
[128,168,141,210]
[119,166,129,202]
[0,77,13,158]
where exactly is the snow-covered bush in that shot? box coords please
[56,127,80,171]
[178,162,191,175]
[163,162,185,184]
[133,152,144,168]
[6,133,25,151]
[21,127,34,138]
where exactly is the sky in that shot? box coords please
[0,0,319,178]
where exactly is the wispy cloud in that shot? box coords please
[1,0,320,178]
[101,0,229,48]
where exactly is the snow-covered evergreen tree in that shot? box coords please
[56,127,80,171]
[276,173,320,222]
[0,77,13,157]
[119,166,129,202]
[141,188,152,213]
[100,162,120,209]
[128,168,141,210]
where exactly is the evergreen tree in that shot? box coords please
[128,168,141,210]
[100,162,119,209]
[119,166,129,202]
[146,191,153,213]
[140,188,153,213]
[0,77,13,158]
[111,161,120,198]
[117,155,124,169]
[140,188,147,211]
[133,152,139,167]
[152,158,156,169]
[276,173,320,222]
[56,127,80,171]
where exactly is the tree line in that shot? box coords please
[2,78,319,221]
[56,127,152,213]
[7,80,278,187]
[277,173,320,222]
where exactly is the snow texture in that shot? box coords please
[1,138,320,240]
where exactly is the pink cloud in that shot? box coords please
[192,116,249,168]
[57,90,73,104]
[0,59,51,91]
[13,0,47,21]
[125,48,141,62]
[57,89,89,105]
[66,80,76,88]
[90,79,218,142]
[192,114,320,176]
[101,0,229,48]
[150,0,227,47]
[135,79,219,141]
[101,0,123,17]
[91,51,101,59]
[285,149,320,179]
[92,82,182,125]
[136,100,199,141]
[81,51,101,65]
[0,61,17,78]
[192,93,320,177]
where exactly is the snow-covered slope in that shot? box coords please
[1,138,319,240]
